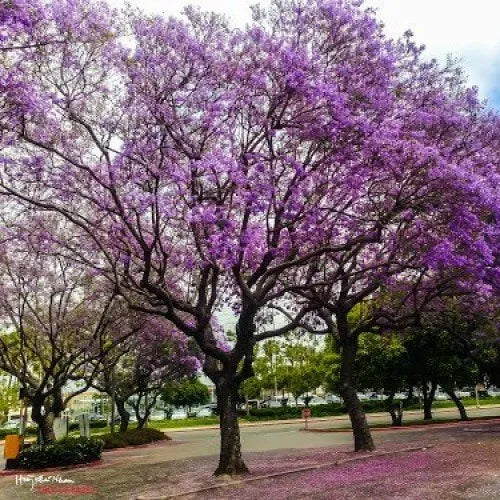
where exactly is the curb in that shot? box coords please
[0,458,104,476]
[302,416,500,433]
[136,444,433,499]
[161,404,500,433]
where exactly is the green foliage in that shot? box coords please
[244,400,390,420]
[18,437,103,469]
[356,333,408,393]
[0,426,37,439]
[318,338,341,394]
[68,420,108,431]
[0,374,19,422]
[240,376,262,400]
[161,378,210,410]
[100,428,168,449]
[249,335,331,400]
[404,327,479,392]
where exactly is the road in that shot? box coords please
[1,406,499,499]
[155,404,500,462]
[1,404,499,468]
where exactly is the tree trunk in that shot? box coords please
[135,400,151,429]
[407,385,414,404]
[338,329,375,452]
[136,415,147,429]
[386,391,403,426]
[115,399,129,432]
[31,397,56,444]
[214,379,248,476]
[39,413,56,443]
[422,381,436,420]
[445,388,468,421]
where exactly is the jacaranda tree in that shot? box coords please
[0,0,498,473]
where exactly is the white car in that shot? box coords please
[434,392,449,401]
[325,394,341,404]
[149,411,166,421]
[394,392,408,400]
[287,397,305,407]
[170,409,188,420]
[487,387,500,397]
[357,392,369,401]
[455,390,471,398]
[308,396,328,406]
[264,397,285,408]
[195,406,214,417]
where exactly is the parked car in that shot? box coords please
[325,394,341,404]
[287,397,305,407]
[195,406,214,417]
[487,386,500,397]
[308,396,328,406]
[170,409,188,420]
[357,392,369,401]
[434,392,450,401]
[149,410,166,421]
[455,390,472,398]
[88,413,107,423]
[262,397,286,408]
[394,392,408,400]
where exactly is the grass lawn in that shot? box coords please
[76,396,500,436]
[308,413,500,433]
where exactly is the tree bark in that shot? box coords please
[444,388,468,421]
[31,399,56,444]
[422,381,436,420]
[115,399,130,432]
[386,391,403,426]
[214,377,248,476]
[338,326,375,452]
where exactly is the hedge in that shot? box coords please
[0,426,37,440]
[243,401,390,420]
[100,428,168,450]
[18,437,103,470]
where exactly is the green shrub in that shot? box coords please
[18,437,103,470]
[100,433,128,449]
[100,428,168,449]
[0,426,38,440]
[244,401,391,421]
[68,420,108,431]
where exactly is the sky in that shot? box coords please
[104,0,499,333]
[109,0,500,109]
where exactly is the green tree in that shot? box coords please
[283,343,324,405]
[404,327,478,421]
[161,379,210,413]
[0,374,19,424]
[356,334,408,425]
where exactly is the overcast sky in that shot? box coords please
[109,0,500,109]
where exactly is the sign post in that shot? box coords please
[302,407,311,430]
[475,383,485,409]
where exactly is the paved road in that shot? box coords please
[1,407,499,499]
[1,405,499,468]
[157,405,500,462]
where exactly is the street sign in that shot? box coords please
[302,407,311,430]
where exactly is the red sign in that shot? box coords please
[302,408,311,419]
